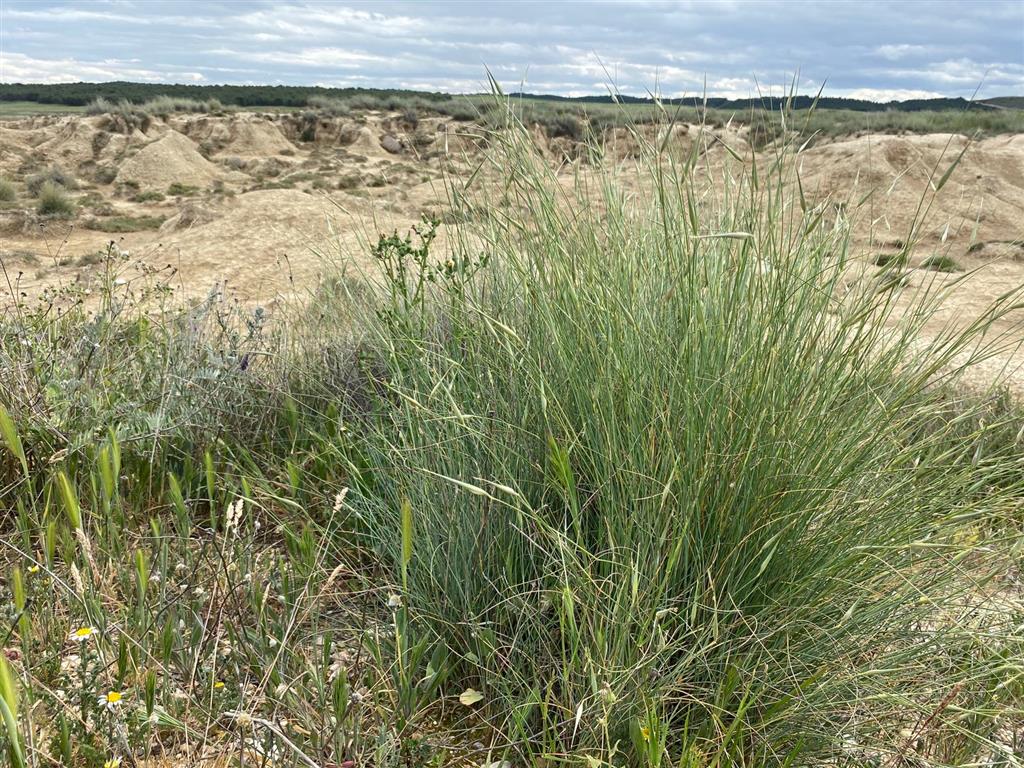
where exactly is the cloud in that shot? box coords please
[874,44,933,61]
[3,7,151,24]
[1,1,1021,99]
[877,58,1024,89]
[844,87,946,101]
[0,52,205,83]
[209,46,394,70]
[234,5,429,38]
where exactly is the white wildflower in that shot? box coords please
[97,690,123,710]
[69,626,97,643]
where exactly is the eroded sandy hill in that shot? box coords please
[0,110,1020,388]
[221,118,296,157]
[797,132,1024,255]
[117,130,230,190]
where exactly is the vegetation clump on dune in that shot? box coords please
[83,214,165,233]
[5,80,1023,136]
[26,166,77,197]
[34,181,76,217]
[0,100,1021,768]
[86,95,224,118]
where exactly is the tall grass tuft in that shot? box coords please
[338,104,1024,764]
[35,181,75,217]
[26,166,76,197]
[142,94,223,116]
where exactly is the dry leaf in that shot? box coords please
[459,687,484,706]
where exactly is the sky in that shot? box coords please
[1,1,1022,101]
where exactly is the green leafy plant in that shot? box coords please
[83,215,165,233]
[921,254,962,272]
[166,182,200,196]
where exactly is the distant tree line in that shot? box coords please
[0,82,457,108]
[0,81,1013,113]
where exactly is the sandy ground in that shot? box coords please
[1,110,1021,391]
[0,111,456,309]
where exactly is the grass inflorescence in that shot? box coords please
[1,96,1022,768]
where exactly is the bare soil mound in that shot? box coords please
[117,131,226,190]
[221,118,294,157]
[0,125,37,152]
[0,128,34,174]
[798,133,1024,251]
[175,116,231,146]
[159,201,221,232]
[968,240,1024,261]
[349,126,387,157]
[34,118,107,169]
[152,188,382,302]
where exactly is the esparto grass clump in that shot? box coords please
[34,181,76,217]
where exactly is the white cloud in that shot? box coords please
[844,87,946,101]
[874,44,932,61]
[0,51,204,83]
[233,5,429,39]
[881,58,1024,88]
[706,77,758,99]
[1,5,222,29]
[0,1,1020,99]
[209,46,394,70]
[3,7,150,24]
